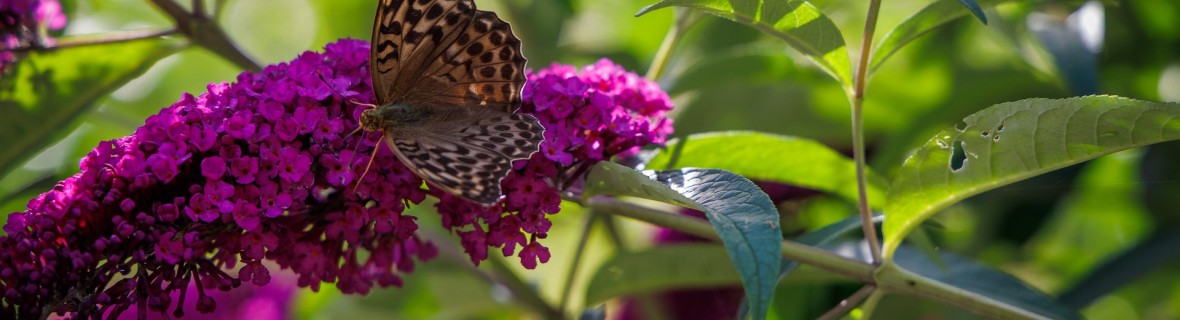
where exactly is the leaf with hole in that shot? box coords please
[585,162,781,320]
[637,0,852,85]
[883,96,1180,257]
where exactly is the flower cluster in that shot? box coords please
[0,39,675,318]
[1,0,67,72]
[0,39,435,318]
[433,59,675,269]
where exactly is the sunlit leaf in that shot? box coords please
[883,96,1180,257]
[647,131,887,208]
[0,39,179,179]
[638,0,852,86]
[585,162,781,319]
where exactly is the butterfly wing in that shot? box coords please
[370,0,526,112]
[384,113,544,205]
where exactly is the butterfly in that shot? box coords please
[355,0,544,206]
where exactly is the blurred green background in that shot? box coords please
[3,0,1180,318]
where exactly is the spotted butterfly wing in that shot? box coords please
[368,0,542,205]
[370,0,527,111]
[384,113,544,204]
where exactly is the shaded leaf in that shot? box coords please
[870,0,1011,73]
[880,246,1081,319]
[583,244,741,305]
[638,0,852,85]
[647,131,887,208]
[883,96,1180,257]
[0,39,179,179]
[585,162,781,319]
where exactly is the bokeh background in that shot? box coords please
[3,0,1180,318]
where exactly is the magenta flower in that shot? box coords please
[0,39,673,318]
[1,0,67,71]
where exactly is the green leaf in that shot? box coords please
[584,244,741,305]
[666,45,795,95]
[870,0,1011,73]
[637,0,852,86]
[585,162,781,319]
[1026,151,1150,281]
[883,96,1180,257]
[0,38,180,179]
[647,131,887,208]
[879,246,1082,320]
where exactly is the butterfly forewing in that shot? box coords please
[371,0,526,112]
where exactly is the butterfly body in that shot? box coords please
[362,0,544,205]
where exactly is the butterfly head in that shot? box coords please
[359,108,383,132]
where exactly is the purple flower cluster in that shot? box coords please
[433,59,675,269]
[0,39,674,318]
[1,0,66,72]
[0,39,435,318]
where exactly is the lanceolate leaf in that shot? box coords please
[870,0,1011,73]
[883,96,1180,257]
[647,131,888,208]
[585,162,781,320]
[637,0,852,86]
[0,39,180,179]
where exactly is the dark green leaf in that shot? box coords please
[884,96,1180,257]
[638,0,852,85]
[647,131,887,208]
[585,162,781,319]
[886,247,1081,319]
[956,0,988,24]
[0,39,179,179]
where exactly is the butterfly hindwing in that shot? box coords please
[386,131,512,205]
[457,113,544,159]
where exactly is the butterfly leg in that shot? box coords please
[352,138,383,193]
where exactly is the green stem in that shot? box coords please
[586,196,875,283]
[485,257,565,320]
[149,0,260,71]
[9,29,177,53]
[557,212,598,313]
[817,285,876,320]
[646,9,685,81]
[850,0,884,265]
[424,228,564,320]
